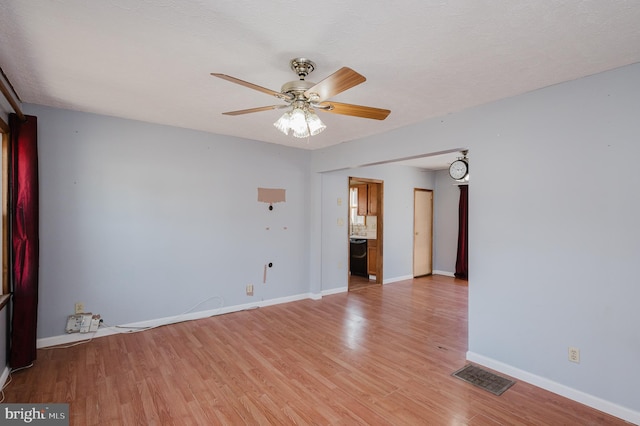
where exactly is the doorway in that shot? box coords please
[348,177,383,290]
[413,189,433,277]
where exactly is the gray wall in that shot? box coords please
[29,104,311,338]
[433,170,460,274]
[468,65,639,415]
[311,63,640,418]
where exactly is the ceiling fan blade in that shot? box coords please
[304,67,366,102]
[222,105,289,116]
[211,73,293,101]
[316,101,390,120]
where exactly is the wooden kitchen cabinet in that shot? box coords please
[367,239,377,276]
[367,184,377,216]
[356,184,368,216]
[356,184,378,216]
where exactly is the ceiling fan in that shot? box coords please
[211,58,391,138]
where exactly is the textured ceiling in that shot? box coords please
[1,0,640,151]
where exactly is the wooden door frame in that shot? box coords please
[348,177,383,287]
[413,188,433,278]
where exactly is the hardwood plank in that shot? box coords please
[3,276,628,425]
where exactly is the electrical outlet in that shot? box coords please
[246,284,254,296]
[75,302,85,314]
[568,347,580,363]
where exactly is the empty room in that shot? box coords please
[1,1,639,424]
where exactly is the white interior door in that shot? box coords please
[413,189,433,277]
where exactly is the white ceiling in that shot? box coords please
[1,1,640,154]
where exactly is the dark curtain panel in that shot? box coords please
[8,113,39,369]
[455,185,468,280]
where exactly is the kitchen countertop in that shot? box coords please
[350,234,376,240]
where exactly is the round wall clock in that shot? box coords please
[449,159,469,180]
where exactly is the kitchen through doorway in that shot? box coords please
[348,177,383,290]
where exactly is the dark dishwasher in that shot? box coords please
[350,238,368,277]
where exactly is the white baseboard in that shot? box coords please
[433,270,455,277]
[37,292,315,349]
[466,352,640,425]
[321,286,347,296]
[383,275,413,284]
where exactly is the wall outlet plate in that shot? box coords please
[568,347,580,363]
[75,302,85,314]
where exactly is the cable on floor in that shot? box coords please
[0,363,34,403]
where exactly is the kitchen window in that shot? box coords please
[350,187,365,225]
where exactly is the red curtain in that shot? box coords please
[455,185,468,280]
[9,113,39,369]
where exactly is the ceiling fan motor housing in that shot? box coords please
[281,80,315,101]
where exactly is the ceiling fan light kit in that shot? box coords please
[273,104,326,138]
[212,57,390,140]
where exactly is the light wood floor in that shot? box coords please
[5,275,626,425]
[348,273,378,291]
